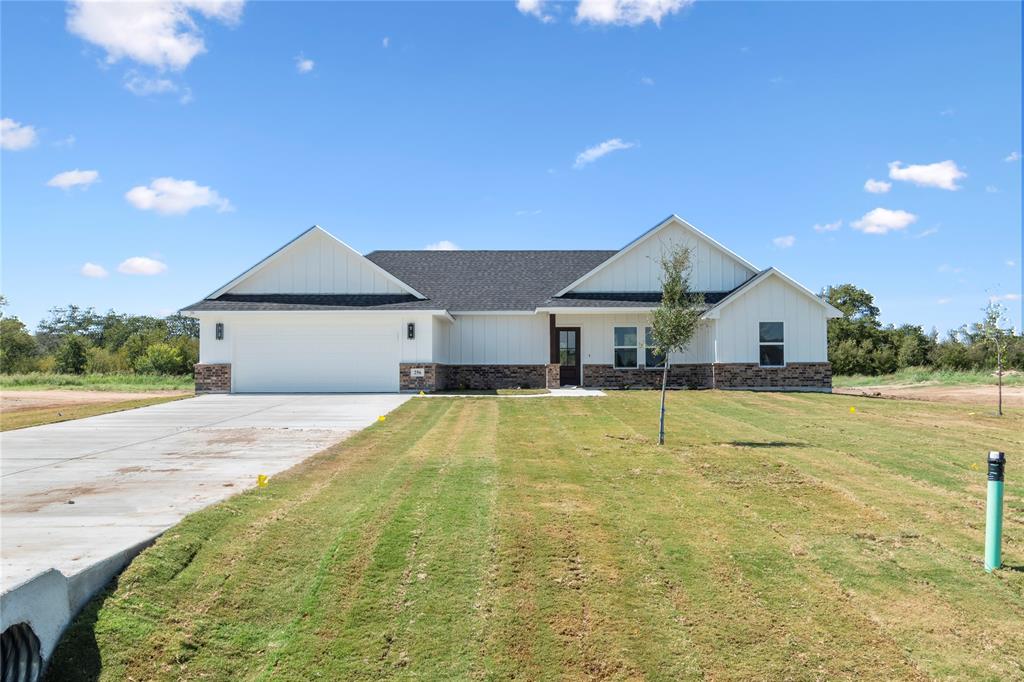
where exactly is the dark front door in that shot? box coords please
[557,328,581,386]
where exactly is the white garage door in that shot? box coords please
[232,318,400,393]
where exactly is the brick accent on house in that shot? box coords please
[712,362,832,390]
[583,364,713,390]
[194,363,231,393]
[399,363,443,392]
[545,363,561,389]
[580,362,832,391]
[443,365,547,390]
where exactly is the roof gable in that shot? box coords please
[555,215,758,296]
[703,268,844,318]
[209,226,425,299]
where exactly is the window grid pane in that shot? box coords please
[759,322,784,343]
[614,327,637,347]
[760,344,784,367]
[614,348,637,368]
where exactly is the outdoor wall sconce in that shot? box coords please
[407,322,415,340]
[216,322,224,340]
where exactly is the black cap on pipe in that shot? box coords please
[988,451,1006,482]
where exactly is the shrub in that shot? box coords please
[86,346,129,374]
[136,343,185,375]
[54,335,89,374]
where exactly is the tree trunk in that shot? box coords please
[998,344,1003,417]
[659,362,669,445]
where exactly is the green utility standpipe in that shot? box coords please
[985,451,1006,572]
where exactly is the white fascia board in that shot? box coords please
[206,225,427,300]
[703,268,843,319]
[448,310,540,316]
[536,306,657,314]
[553,214,761,297]
[193,309,452,316]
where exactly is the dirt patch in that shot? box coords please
[0,389,191,413]
[834,383,1024,407]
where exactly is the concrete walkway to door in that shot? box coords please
[1,394,409,595]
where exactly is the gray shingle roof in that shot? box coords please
[364,250,618,311]
[180,293,437,312]
[181,250,750,313]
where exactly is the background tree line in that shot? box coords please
[0,297,199,375]
[823,284,1022,375]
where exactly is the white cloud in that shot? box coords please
[123,71,178,96]
[295,55,314,73]
[937,264,963,274]
[640,76,655,86]
[1,118,38,150]
[80,262,109,278]
[1005,151,1021,162]
[939,108,954,117]
[47,169,100,190]
[772,235,796,248]
[517,0,555,22]
[575,0,693,25]
[573,138,634,168]
[66,0,245,71]
[887,160,966,190]
[382,36,390,48]
[864,178,891,194]
[914,226,939,239]
[1006,260,1017,267]
[54,134,76,148]
[515,209,542,216]
[985,185,1000,194]
[990,293,1022,303]
[937,298,952,305]
[118,256,168,275]
[425,240,460,251]
[812,220,842,233]
[851,208,918,235]
[125,177,233,215]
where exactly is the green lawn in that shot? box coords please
[0,372,194,392]
[834,367,1024,387]
[47,392,1023,680]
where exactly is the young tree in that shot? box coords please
[0,316,38,373]
[980,301,1012,416]
[649,246,704,445]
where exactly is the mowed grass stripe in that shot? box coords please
[619,391,1024,679]
[587,394,927,680]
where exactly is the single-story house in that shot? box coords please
[181,215,842,393]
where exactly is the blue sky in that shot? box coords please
[2,0,1021,333]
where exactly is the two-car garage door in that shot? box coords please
[231,317,400,393]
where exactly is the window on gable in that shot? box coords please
[644,327,665,368]
[613,326,637,368]
[759,322,784,367]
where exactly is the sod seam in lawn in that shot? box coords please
[46,392,1023,681]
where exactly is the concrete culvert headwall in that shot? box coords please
[1,623,42,682]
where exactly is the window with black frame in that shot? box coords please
[759,321,784,367]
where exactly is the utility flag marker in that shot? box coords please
[257,474,268,488]
[849,406,856,414]
[378,415,386,422]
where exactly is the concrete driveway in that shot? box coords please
[1,393,410,594]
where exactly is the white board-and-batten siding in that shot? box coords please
[227,229,406,295]
[570,223,755,294]
[555,313,715,365]
[441,314,549,365]
[713,276,829,363]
